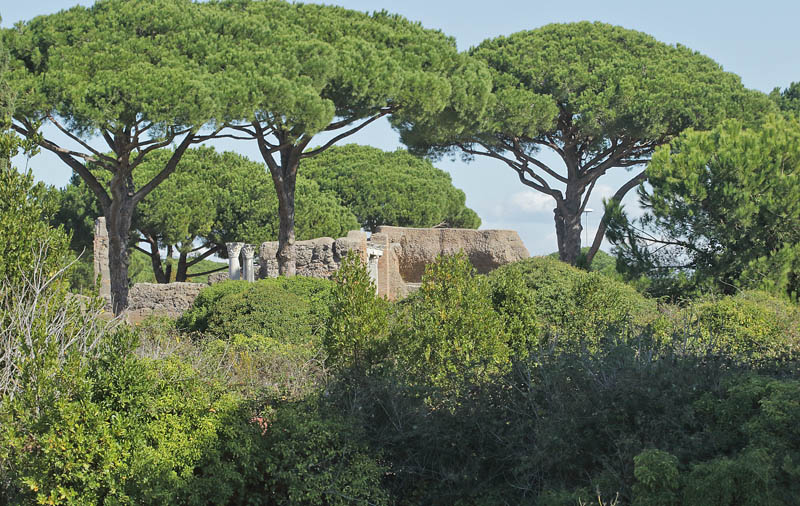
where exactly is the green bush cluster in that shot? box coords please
[3,215,800,505]
[178,277,334,341]
[395,253,510,392]
[324,252,389,372]
[488,256,661,353]
[670,290,800,362]
[0,330,386,505]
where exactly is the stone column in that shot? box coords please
[93,217,111,305]
[366,247,383,295]
[226,242,244,280]
[242,244,256,282]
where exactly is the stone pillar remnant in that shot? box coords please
[93,217,111,305]
[366,247,383,295]
[242,244,256,282]
[226,242,245,280]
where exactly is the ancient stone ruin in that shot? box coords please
[93,218,530,317]
[229,226,530,300]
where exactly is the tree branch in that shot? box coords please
[506,136,569,184]
[585,169,647,265]
[183,244,222,267]
[300,108,393,159]
[186,264,228,278]
[16,124,112,210]
[133,131,196,203]
[45,115,117,165]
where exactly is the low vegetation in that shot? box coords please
[2,213,798,503]
[2,2,798,503]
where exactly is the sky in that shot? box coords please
[3,0,799,255]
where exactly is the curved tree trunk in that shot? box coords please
[146,237,168,284]
[554,190,583,266]
[584,170,647,267]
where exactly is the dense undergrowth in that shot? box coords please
[2,240,799,504]
[2,167,799,505]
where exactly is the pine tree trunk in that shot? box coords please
[272,152,298,277]
[276,176,297,276]
[176,250,189,282]
[105,178,135,315]
[554,194,583,266]
[148,239,168,284]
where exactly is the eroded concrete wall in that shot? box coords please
[374,226,530,286]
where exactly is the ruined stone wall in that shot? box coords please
[258,230,368,279]
[216,227,528,300]
[373,226,530,295]
[125,282,206,320]
[93,215,530,316]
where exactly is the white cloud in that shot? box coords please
[510,190,554,214]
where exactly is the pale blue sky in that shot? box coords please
[3,1,798,254]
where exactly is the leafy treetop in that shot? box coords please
[397,22,775,266]
[199,0,491,274]
[770,81,800,116]
[301,144,480,232]
[607,114,800,299]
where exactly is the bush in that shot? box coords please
[324,252,389,372]
[0,334,271,505]
[258,396,389,506]
[203,334,325,398]
[672,290,800,362]
[176,280,250,333]
[395,253,509,392]
[488,257,661,353]
[178,277,334,340]
[0,167,71,292]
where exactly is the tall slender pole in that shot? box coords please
[583,208,593,245]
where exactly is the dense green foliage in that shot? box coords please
[178,277,334,341]
[489,256,660,353]
[302,144,480,230]
[608,114,800,299]
[668,291,800,363]
[399,21,773,266]
[0,169,71,290]
[770,81,800,115]
[324,253,389,372]
[396,253,510,392]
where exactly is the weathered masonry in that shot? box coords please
[93,218,529,317]
[222,226,530,300]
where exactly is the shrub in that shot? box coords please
[324,252,389,372]
[673,290,800,362]
[176,280,250,333]
[258,396,389,505]
[632,449,680,506]
[488,257,661,353]
[395,253,509,392]
[202,334,325,398]
[178,277,334,340]
[206,285,313,341]
[0,326,269,505]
